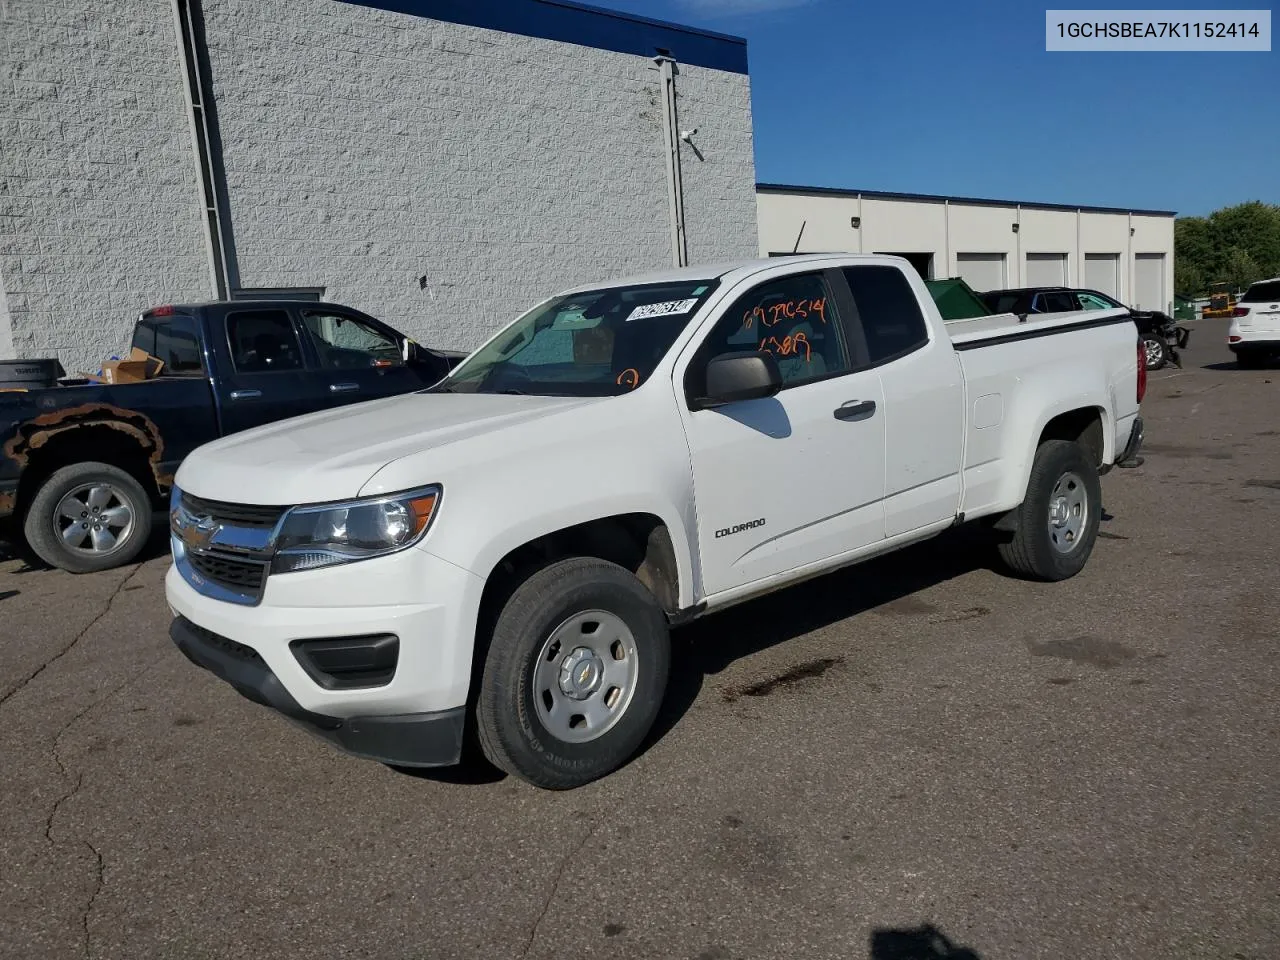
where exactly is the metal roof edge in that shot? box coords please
[756,182,1177,218]
[335,0,749,73]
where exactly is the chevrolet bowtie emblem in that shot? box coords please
[180,514,221,551]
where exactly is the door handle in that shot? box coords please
[833,399,876,422]
[229,389,262,401]
[329,382,360,393]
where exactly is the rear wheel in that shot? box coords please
[476,557,670,789]
[1141,334,1168,370]
[997,440,1101,582]
[23,462,153,573]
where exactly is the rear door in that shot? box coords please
[840,265,965,538]
[215,308,324,435]
[296,307,424,404]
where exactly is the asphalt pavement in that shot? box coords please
[1,319,1276,960]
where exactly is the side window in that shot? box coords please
[301,311,401,369]
[1077,293,1115,311]
[1036,292,1078,313]
[692,272,849,393]
[841,266,929,365]
[227,310,304,373]
[153,317,203,373]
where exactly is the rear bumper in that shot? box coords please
[1229,339,1280,353]
[170,614,466,767]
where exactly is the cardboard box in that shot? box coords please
[98,347,163,384]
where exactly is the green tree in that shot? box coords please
[1174,201,1280,296]
[1222,246,1261,294]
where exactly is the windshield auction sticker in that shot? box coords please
[625,298,700,322]
[1046,9,1271,50]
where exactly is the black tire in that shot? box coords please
[1141,335,1168,370]
[22,462,153,573]
[997,440,1101,582]
[476,557,671,790]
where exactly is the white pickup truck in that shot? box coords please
[166,254,1145,789]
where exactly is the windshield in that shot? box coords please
[434,279,720,396]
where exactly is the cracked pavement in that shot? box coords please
[0,324,1277,960]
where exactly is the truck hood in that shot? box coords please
[176,392,600,505]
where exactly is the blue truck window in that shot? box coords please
[228,310,304,373]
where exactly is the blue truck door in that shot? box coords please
[216,307,327,435]
[294,307,428,403]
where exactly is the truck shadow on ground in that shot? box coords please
[646,523,1006,753]
[870,924,983,959]
[1201,360,1278,371]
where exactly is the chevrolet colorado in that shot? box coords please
[166,254,1146,789]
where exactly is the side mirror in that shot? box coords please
[693,351,782,409]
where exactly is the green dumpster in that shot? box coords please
[925,277,991,321]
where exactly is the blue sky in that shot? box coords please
[599,0,1278,216]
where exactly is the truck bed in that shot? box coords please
[945,307,1131,348]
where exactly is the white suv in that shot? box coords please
[1229,278,1280,368]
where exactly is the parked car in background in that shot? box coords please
[979,286,1188,370]
[1228,278,1280,368]
[0,300,465,573]
[166,254,1145,789]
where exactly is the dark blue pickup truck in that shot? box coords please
[0,300,464,573]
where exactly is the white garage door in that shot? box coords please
[1134,253,1165,312]
[956,253,1006,292]
[1084,254,1120,299]
[1025,253,1067,287]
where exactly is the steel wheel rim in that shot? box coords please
[531,610,639,744]
[1046,470,1088,555]
[55,483,134,555]
[1144,338,1163,366]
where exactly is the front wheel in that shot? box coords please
[22,462,153,573]
[997,440,1101,582]
[1141,334,1168,370]
[476,557,671,789]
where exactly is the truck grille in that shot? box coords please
[180,492,285,529]
[187,550,269,600]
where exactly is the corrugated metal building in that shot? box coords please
[0,0,759,370]
[757,184,1176,314]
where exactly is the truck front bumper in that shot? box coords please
[165,545,486,768]
[171,614,466,766]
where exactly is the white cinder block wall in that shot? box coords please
[0,0,212,370]
[0,0,759,368]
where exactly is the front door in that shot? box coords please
[296,308,426,404]
[676,268,887,597]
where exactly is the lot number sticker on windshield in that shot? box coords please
[625,298,700,322]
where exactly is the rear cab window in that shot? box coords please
[132,311,204,374]
[1241,281,1280,303]
[841,266,930,365]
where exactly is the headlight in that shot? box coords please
[272,486,441,574]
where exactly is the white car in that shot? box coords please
[1228,277,1280,368]
[166,254,1145,789]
